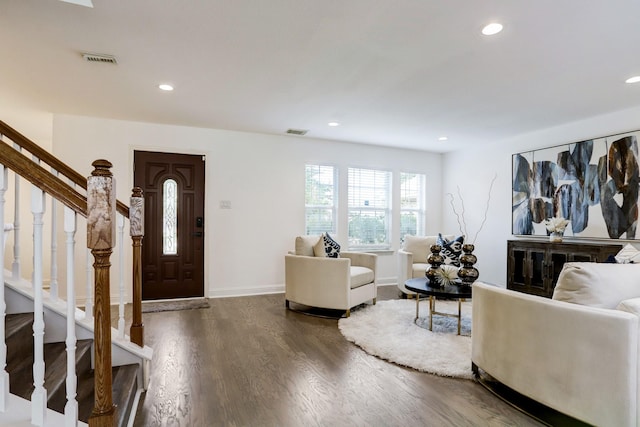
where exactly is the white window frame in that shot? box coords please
[304,164,337,235]
[347,167,392,250]
[399,172,426,239]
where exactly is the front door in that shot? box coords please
[133,151,205,300]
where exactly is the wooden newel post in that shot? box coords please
[129,187,144,347]
[87,160,116,427]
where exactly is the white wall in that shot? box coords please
[0,103,53,147]
[53,115,443,298]
[442,105,640,286]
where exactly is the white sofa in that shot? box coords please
[472,262,640,427]
[285,235,377,317]
[397,234,454,294]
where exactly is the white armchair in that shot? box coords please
[398,234,453,294]
[285,235,377,317]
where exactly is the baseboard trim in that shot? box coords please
[209,284,285,299]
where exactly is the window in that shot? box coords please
[400,172,426,238]
[163,179,178,255]
[305,164,337,235]
[348,168,391,249]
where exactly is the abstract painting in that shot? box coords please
[512,131,640,240]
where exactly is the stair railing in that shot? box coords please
[0,121,145,426]
[0,165,9,414]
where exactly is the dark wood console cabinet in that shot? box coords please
[507,240,623,298]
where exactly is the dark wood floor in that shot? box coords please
[125,286,544,427]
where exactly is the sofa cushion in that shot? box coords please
[310,233,342,257]
[402,235,439,263]
[616,297,640,316]
[313,237,325,257]
[437,233,464,266]
[295,235,322,256]
[323,232,341,258]
[350,266,374,289]
[552,262,640,309]
[614,243,640,264]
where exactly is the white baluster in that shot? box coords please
[0,165,9,411]
[12,143,20,279]
[63,206,78,426]
[30,155,39,287]
[117,213,125,339]
[31,186,47,426]
[50,169,58,300]
[85,249,93,320]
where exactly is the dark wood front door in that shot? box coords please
[134,151,205,300]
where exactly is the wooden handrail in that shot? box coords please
[0,143,87,215]
[0,120,129,218]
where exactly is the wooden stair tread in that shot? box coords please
[5,313,34,373]
[9,339,94,403]
[4,312,141,425]
[6,313,35,399]
[45,339,93,413]
[5,313,34,339]
[76,364,139,426]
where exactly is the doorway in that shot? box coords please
[133,151,205,300]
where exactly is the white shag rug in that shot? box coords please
[338,299,473,379]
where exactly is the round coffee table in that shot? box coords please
[405,277,472,335]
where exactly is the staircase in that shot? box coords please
[0,121,153,426]
[6,313,138,426]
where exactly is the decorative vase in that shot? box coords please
[425,244,444,286]
[549,231,563,243]
[457,244,479,286]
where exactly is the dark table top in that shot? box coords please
[405,277,473,299]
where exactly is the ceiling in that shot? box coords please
[2,1,640,153]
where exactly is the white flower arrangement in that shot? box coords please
[544,217,570,233]
[434,265,458,286]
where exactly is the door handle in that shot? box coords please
[192,232,203,237]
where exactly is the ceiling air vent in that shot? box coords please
[82,53,117,64]
[286,128,308,136]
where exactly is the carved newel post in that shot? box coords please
[130,187,144,347]
[87,160,116,427]
[425,244,444,286]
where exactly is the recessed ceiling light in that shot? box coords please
[60,0,93,7]
[438,136,448,141]
[159,84,174,91]
[482,23,503,36]
[328,122,340,127]
[625,76,640,84]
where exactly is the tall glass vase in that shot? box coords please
[458,244,479,286]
